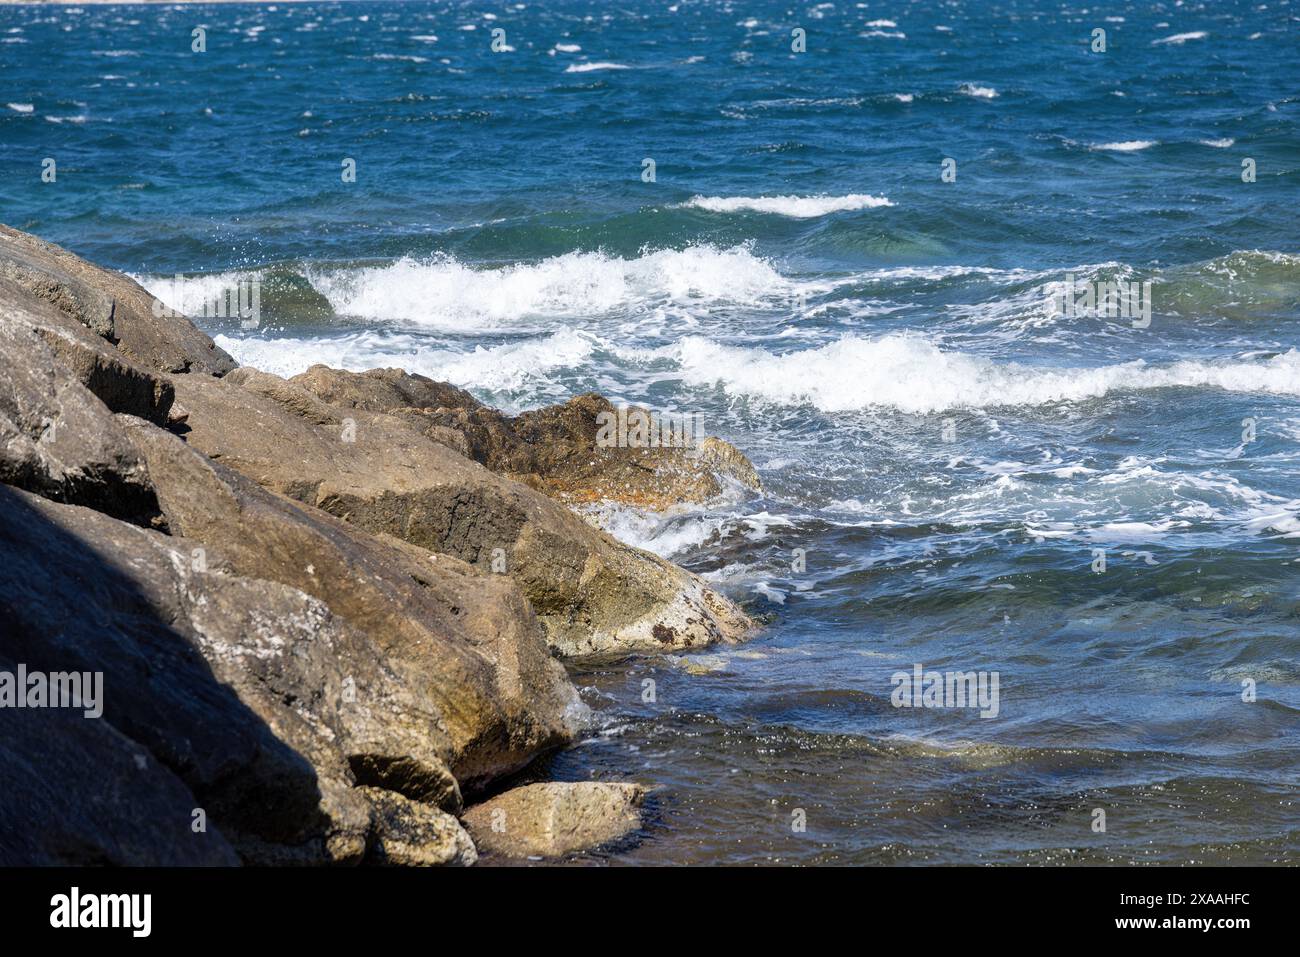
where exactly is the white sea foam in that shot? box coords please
[958,84,998,98]
[670,335,1300,413]
[303,246,791,327]
[214,327,596,399]
[1199,137,1235,148]
[584,505,737,557]
[7,102,34,113]
[892,93,914,103]
[132,270,258,317]
[1152,31,1208,45]
[685,194,893,217]
[1091,140,1158,151]
[565,61,629,72]
[553,43,581,53]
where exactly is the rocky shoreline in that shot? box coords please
[0,223,759,865]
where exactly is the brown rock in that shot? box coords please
[461,782,645,859]
[171,368,753,658]
[288,366,763,509]
[0,484,374,864]
[2,275,175,425]
[359,787,478,867]
[121,415,580,796]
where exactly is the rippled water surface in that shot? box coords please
[3,0,1298,863]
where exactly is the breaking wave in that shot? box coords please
[671,334,1300,413]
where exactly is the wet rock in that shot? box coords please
[461,782,645,859]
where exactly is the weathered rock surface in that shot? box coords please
[0,223,235,376]
[171,367,753,658]
[359,787,477,867]
[290,365,762,509]
[1,275,175,425]
[0,484,374,863]
[0,480,537,864]
[461,782,646,859]
[0,308,163,527]
[121,416,579,796]
[0,221,762,866]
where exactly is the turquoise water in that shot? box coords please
[3,1,1298,864]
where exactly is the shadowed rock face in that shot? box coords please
[290,365,763,509]
[121,417,580,797]
[0,696,241,867]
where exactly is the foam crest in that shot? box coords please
[672,335,1300,413]
[306,246,791,326]
[132,270,258,316]
[214,327,596,399]
[1091,140,1158,151]
[564,61,629,72]
[685,194,893,217]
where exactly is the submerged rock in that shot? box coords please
[461,782,645,859]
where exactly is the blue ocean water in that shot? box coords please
[3,1,1298,864]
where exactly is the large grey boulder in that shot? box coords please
[0,223,235,376]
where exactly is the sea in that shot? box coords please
[2,0,1298,864]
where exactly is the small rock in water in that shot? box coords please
[461,782,645,859]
